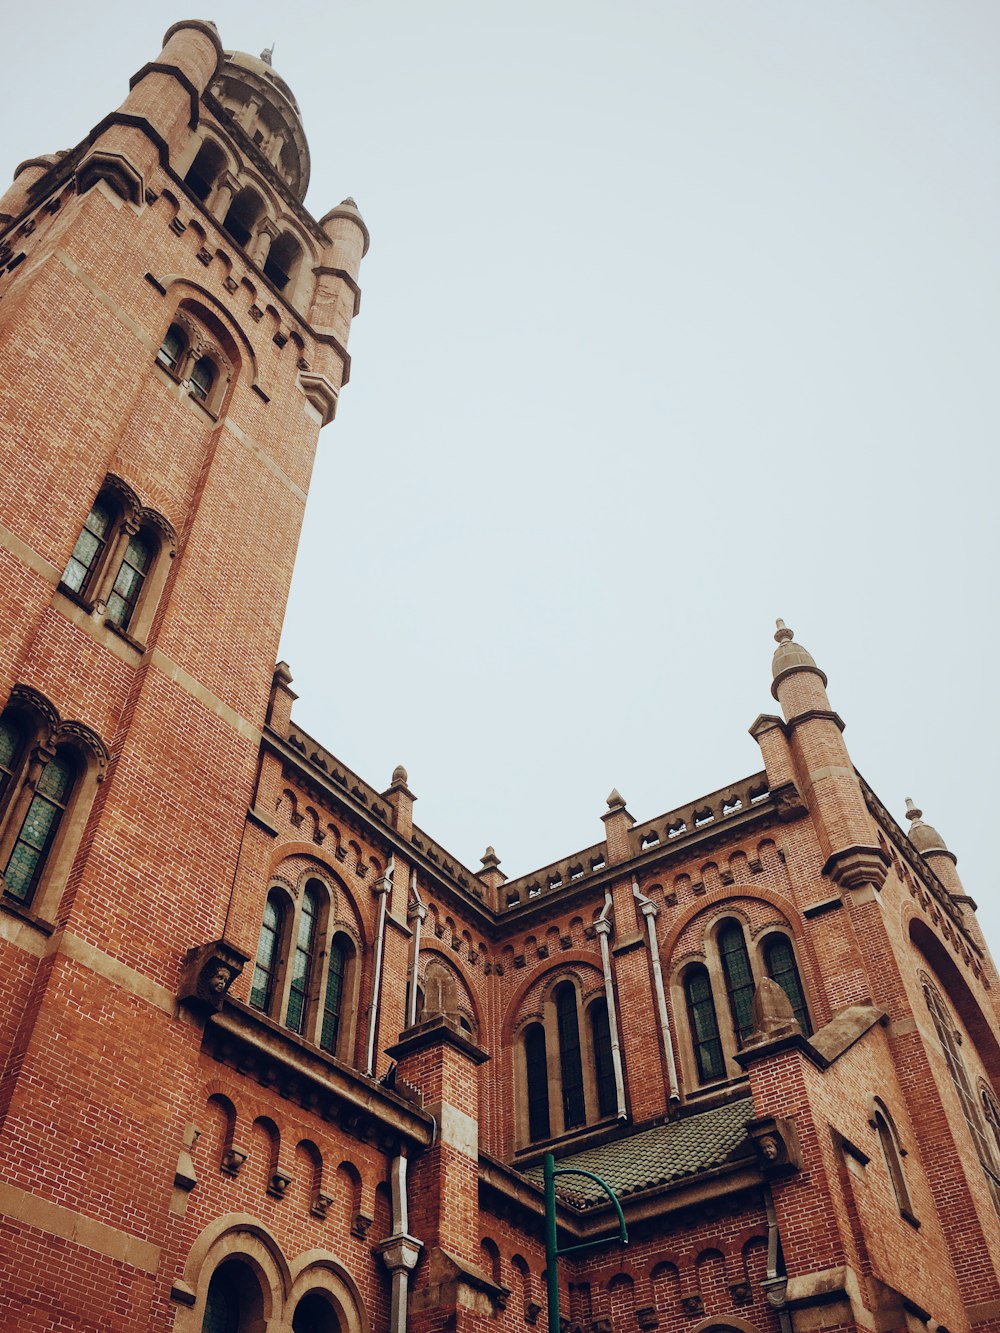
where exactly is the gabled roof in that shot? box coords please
[522,1097,755,1210]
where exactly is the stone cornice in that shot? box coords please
[205,1000,435,1152]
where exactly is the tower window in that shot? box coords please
[221,186,264,251]
[718,920,755,1042]
[684,964,725,1083]
[555,981,586,1129]
[3,750,75,904]
[61,499,114,597]
[106,531,153,631]
[320,935,348,1055]
[0,717,22,811]
[524,1022,550,1141]
[189,356,217,404]
[286,882,319,1033]
[590,998,617,1118]
[250,892,284,1012]
[184,138,226,204]
[263,231,302,293]
[157,322,188,373]
[763,933,811,1034]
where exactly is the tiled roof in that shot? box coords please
[521,1097,755,1209]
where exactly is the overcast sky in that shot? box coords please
[6,3,999,955]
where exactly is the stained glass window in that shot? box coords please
[590,998,616,1118]
[3,751,74,904]
[525,1023,550,1141]
[250,893,283,1012]
[106,532,153,630]
[62,500,113,596]
[719,921,755,1042]
[685,965,725,1083]
[556,982,585,1129]
[763,934,812,1035]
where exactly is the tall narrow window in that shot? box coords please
[250,892,283,1012]
[719,921,755,1042]
[873,1105,916,1224]
[286,883,320,1033]
[763,934,811,1035]
[3,751,75,904]
[982,1089,1000,1163]
[201,1258,264,1333]
[184,139,225,204]
[0,717,22,811]
[106,532,153,631]
[923,980,1000,1213]
[525,1023,550,1141]
[62,499,114,596]
[320,936,347,1055]
[685,965,725,1083]
[222,187,264,250]
[157,322,187,372]
[590,998,617,1118]
[555,982,585,1129]
[189,356,217,404]
[263,232,301,292]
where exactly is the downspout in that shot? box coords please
[632,876,680,1102]
[762,1183,793,1333]
[593,889,627,1120]
[365,854,393,1077]
[406,867,426,1028]
[379,1151,422,1333]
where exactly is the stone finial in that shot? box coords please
[904,797,955,862]
[480,846,501,870]
[391,763,408,786]
[606,788,626,811]
[749,977,800,1041]
[770,617,827,698]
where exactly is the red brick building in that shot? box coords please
[0,21,998,1333]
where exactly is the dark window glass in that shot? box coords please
[106,532,153,631]
[874,1109,914,1220]
[190,356,217,403]
[201,1259,262,1333]
[222,188,263,250]
[555,982,586,1129]
[292,1292,339,1333]
[685,965,725,1083]
[320,936,347,1055]
[719,921,755,1042]
[250,893,283,1011]
[184,140,224,203]
[157,323,187,371]
[3,751,74,903]
[286,883,319,1034]
[590,998,616,1118]
[525,1023,550,1141]
[0,717,22,810]
[763,934,812,1035]
[263,232,301,292]
[924,980,1000,1215]
[62,499,113,595]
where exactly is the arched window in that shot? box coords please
[157,322,188,372]
[185,139,226,203]
[320,934,348,1055]
[222,187,264,250]
[555,982,586,1129]
[3,749,75,904]
[201,1257,264,1333]
[106,530,153,631]
[286,881,320,1034]
[872,1101,916,1224]
[525,1023,550,1142]
[923,979,1000,1213]
[292,1291,340,1332]
[189,356,218,405]
[685,965,725,1083]
[62,497,115,597]
[263,231,302,292]
[590,998,616,1118]
[718,920,755,1042]
[763,933,811,1035]
[982,1088,1000,1162]
[0,716,23,811]
[250,891,285,1013]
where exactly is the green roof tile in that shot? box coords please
[520,1097,755,1209]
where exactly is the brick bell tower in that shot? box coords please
[0,22,366,1328]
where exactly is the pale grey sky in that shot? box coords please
[6,3,999,953]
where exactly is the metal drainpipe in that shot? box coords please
[632,876,680,1102]
[381,1152,422,1333]
[594,889,627,1120]
[365,854,393,1077]
[406,868,426,1028]
[762,1183,793,1333]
